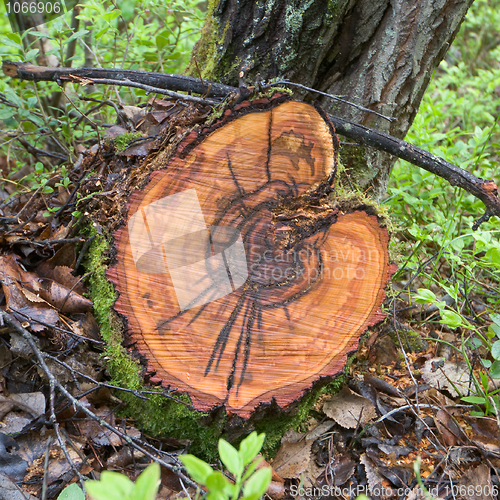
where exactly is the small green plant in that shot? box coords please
[413,290,500,416]
[56,433,270,500]
[57,483,85,500]
[180,432,272,500]
[413,457,438,500]
[84,462,161,500]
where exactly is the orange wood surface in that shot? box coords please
[108,101,392,416]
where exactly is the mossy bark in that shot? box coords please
[189,0,473,199]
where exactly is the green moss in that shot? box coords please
[85,227,141,388]
[255,86,293,99]
[388,328,428,354]
[255,377,344,457]
[114,132,144,153]
[331,185,392,229]
[83,226,224,460]
[186,1,235,82]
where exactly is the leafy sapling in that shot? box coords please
[83,462,161,500]
[180,432,272,500]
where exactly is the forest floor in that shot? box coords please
[0,132,499,500]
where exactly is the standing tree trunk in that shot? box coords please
[189,0,474,199]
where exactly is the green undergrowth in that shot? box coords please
[385,0,500,307]
[384,0,500,411]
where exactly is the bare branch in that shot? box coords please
[328,115,500,230]
[2,61,499,228]
[2,61,234,98]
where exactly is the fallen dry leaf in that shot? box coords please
[434,409,466,447]
[266,481,286,500]
[271,429,312,479]
[468,416,500,452]
[360,453,392,498]
[459,463,495,500]
[0,255,59,330]
[271,421,333,485]
[37,278,92,314]
[0,471,38,500]
[421,357,470,397]
[1,392,45,418]
[37,264,85,295]
[323,386,377,428]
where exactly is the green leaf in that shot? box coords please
[439,310,462,328]
[103,10,122,23]
[206,471,228,493]
[130,463,161,500]
[239,432,265,466]
[4,89,24,108]
[241,457,263,482]
[461,396,486,405]
[26,96,38,108]
[94,27,111,40]
[207,490,227,500]
[414,288,437,304]
[29,114,45,127]
[467,337,482,349]
[57,483,85,500]
[18,108,31,119]
[491,360,500,379]
[490,323,500,340]
[470,410,486,417]
[156,30,170,50]
[0,38,23,49]
[486,247,500,265]
[219,439,243,477]
[5,32,22,44]
[482,359,492,369]
[179,454,213,485]
[242,467,271,500]
[66,29,90,44]
[0,107,16,120]
[492,314,500,328]
[24,49,40,61]
[84,471,134,500]
[492,340,500,360]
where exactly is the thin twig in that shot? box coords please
[63,76,220,105]
[0,310,198,488]
[266,80,394,122]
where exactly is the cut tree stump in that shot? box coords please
[108,98,393,416]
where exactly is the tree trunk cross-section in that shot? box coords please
[108,99,393,416]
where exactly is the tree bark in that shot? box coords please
[190,0,474,199]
